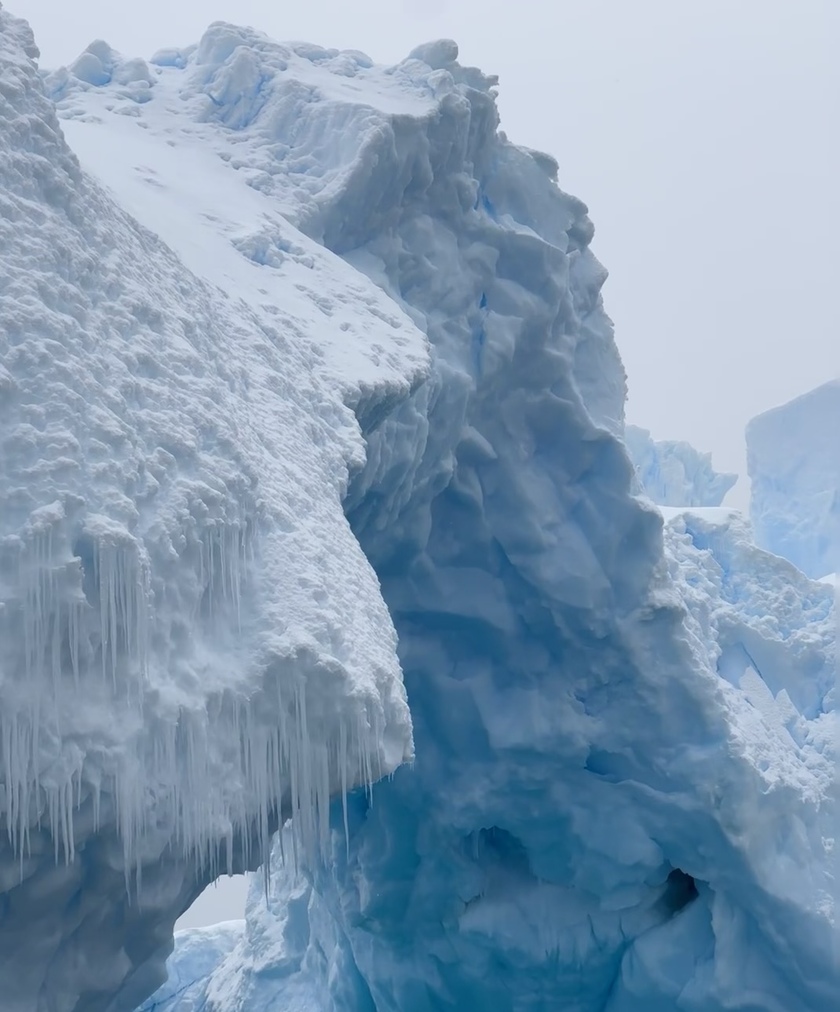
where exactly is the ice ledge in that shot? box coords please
[1,9,420,1010]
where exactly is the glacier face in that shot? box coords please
[747,381,840,580]
[625,425,737,508]
[0,10,424,1011]
[90,22,840,1012]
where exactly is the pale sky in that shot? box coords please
[15,0,838,923]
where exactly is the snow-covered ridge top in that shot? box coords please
[43,26,434,414]
[45,23,583,261]
[44,25,525,235]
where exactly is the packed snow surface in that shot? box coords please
[625,424,737,508]
[0,8,836,1011]
[0,9,424,1010]
[748,380,840,581]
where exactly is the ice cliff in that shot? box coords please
[143,508,838,1009]
[748,381,840,581]
[625,425,737,508]
[1,8,837,1012]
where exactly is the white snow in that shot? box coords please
[0,9,426,1010]
[55,94,427,409]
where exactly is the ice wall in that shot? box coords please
[748,381,840,579]
[625,424,737,507]
[131,28,837,1012]
[0,10,424,1010]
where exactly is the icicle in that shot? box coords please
[69,600,80,688]
[1,508,394,905]
[340,719,350,860]
[220,527,228,613]
[108,548,118,689]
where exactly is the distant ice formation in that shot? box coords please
[748,380,840,580]
[625,424,737,507]
[0,7,836,1011]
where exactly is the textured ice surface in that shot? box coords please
[110,23,839,1012]
[748,381,840,580]
[0,10,423,1011]
[625,425,737,507]
[147,506,838,1012]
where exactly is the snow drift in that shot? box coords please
[0,8,836,1011]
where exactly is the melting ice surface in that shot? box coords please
[0,8,836,1011]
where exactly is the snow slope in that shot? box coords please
[748,380,840,580]
[0,9,425,1011]
[625,424,737,507]
[94,22,839,1012]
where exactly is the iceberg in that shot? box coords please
[625,425,737,508]
[0,8,836,1011]
[98,21,832,1012]
[748,381,840,581]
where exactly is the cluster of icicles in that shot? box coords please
[0,508,382,888]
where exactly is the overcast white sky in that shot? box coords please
[15,0,838,922]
